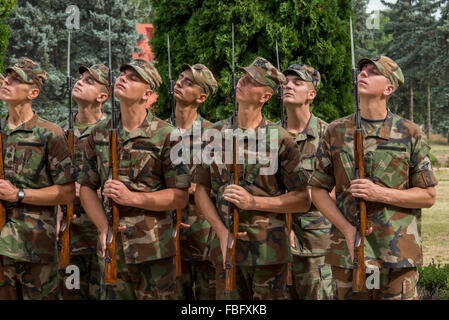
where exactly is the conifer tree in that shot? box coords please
[150,0,354,123]
[5,0,142,123]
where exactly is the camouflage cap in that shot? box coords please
[358,55,404,89]
[181,63,218,95]
[79,64,109,86]
[283,64,321,90]
[240,57,285,91]
[6,57,49,88]
[120,59,162,90]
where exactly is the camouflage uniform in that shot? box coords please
[78,59,191,300]
[193,114,308,300]
[58,64,110,300]
[167,63,218,300]
[309,56,437,300]
[168,114,216,300]
[287,114,334,300]
[281,64,334,300]
[193,59,308,300]
[0,57,75,300]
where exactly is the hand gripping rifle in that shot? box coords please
[350,17,367,292]
[58,30,75,270]
[167,34,182,277]
[104,18,120,284]
[275,39,293,287]
[225,23,239,293]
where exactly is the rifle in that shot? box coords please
[58,30,75,270]
[167,34,182,277]
[350,17,367,292]
[225,23,239,293]
[275,39,293,287]
[104,18,120,284]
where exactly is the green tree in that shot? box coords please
[150,0,354,123]
[5,0,143,123]
[0,0,16,73]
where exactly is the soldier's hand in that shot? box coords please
[103,179,134,206]
[343,224,373,263]
[289,230,295,248]
[75,182,81,198]
[350,179,382,202]
[189,183,197,195]
[223,185,255,210]
[56,206,63,241]
[218,230,229,269]
[100,227,108,258]
[0,179,19,202]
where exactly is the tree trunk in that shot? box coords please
[427,81,431,142]
[409,79,414,122]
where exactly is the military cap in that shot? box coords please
[283,64,321,90]
[181,63,218,95]
[120,59,162,90]
[6,57,49,88]
[358,55,404,89]
[240,57,285,91]
[79,64,109,86]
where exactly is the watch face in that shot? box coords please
[18,189,25,200]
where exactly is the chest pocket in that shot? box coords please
[125,144,160,187]
[370,145,410,189]
[14,141,46,180]
[300,154,315,172]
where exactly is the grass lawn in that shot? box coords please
[422,167,449,266]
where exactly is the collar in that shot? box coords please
[351,109,393,140]
[2,112,39,134]
[292,113,318,142]
[118,110,155,142]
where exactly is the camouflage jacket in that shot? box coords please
[309,110,438,269]
[59,113,108,255]
[78,110,191,264]
[193,116,308,266]
[0,112,76,263]
[286,113,332,257]
[166,114,214,261]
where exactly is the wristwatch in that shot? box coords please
[17,188,25,203]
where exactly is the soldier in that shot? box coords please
[194,57,311,300]
[78,59,190,300]
[0,57,76,299]
[56,64,109,300]
[310,56,437,300]
[281,64,334,300]
[166,64,218,300]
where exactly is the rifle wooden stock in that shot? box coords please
[175,208,182,276]
[104,131,119,284]
[352,129,366,292]
[58,130,75,269]
[0,132,5,281]
[225,135,239,293]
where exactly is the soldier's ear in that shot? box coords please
[308,89,316,101]
[142,85,153,102]
[260,88,273,104]
[196,92,208,104]
[97,92,108,104]
[383,83,395,97]
[27,86,40,100]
